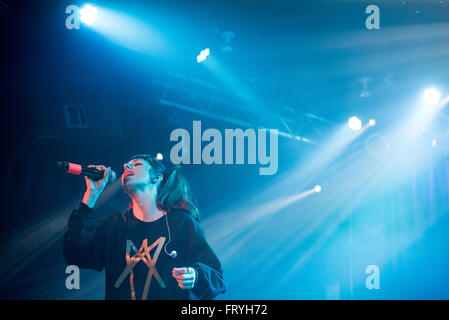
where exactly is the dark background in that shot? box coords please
[1,0,449,299]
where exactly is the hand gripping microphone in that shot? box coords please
[56,161,117,183]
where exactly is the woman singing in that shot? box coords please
[63,154,226,300]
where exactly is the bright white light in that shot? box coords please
[156,153,163,161]
[197,48,210,63]
[432,139,437,147]
[314,185,322,193]
[422,88,441,105]
[80,4,98,25]
[368,119,376,127]
[197,54,206,63]
[201,48,210,56]
[348,116,362,131]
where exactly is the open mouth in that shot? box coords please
[124,172,134,179]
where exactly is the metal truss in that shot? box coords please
[157,72,336,145]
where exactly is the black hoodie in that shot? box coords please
[63,203,226,300]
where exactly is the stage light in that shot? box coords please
[368,119,376,127]
[348,116,362,131]
[80,4,98,25]
[156,153,163,160]
[422,88,441,105]
[197,55,206,63]
[201,48,210,56]
[314,185,322,193]
[197,48,210,63]
[432,139,437,147]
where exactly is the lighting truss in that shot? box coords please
[157,72,336,145]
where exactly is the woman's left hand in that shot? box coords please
[172,267,196,289]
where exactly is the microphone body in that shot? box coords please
[168,250,177,258]
[56,161,116,183]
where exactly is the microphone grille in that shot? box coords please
[108,170,117,183]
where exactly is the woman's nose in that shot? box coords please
[124,163,132,170]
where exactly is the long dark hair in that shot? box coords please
[128,154,200,221]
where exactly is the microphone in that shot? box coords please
[56,161,116,183]
[168,250,177,258]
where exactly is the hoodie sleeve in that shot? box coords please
[181,214,226,299]
[63,202,106,271]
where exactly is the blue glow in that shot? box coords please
[81,5,168,55]
[197,48,210,63]
[422,88,441,105]
[348,116,362,131]
[80,4,98,25]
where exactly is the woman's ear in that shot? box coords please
[152,174,163,184]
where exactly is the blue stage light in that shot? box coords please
[422,88,441,105]
[197,48,210,63]
[432,139,437,147]
[80,4,98,25]
[348,116,362,131]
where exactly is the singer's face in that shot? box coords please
[121,158,152,193]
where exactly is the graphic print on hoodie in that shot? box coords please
[63,203,226,300]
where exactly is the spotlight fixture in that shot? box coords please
[348,116,362,131]
[197,48,210,63]
[422,88,441,105]
[80,4,98,25]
